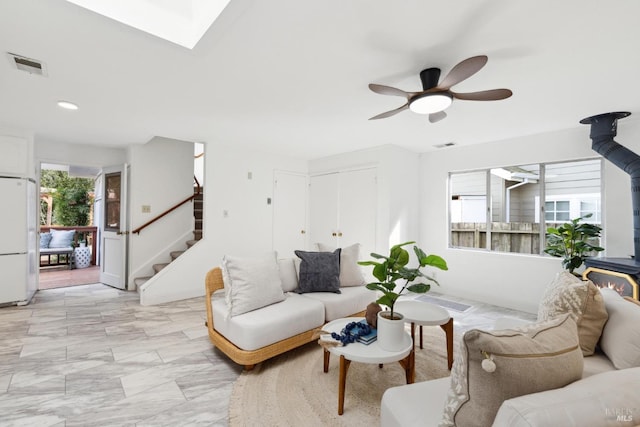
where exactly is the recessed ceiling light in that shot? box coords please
[57,101,79,110]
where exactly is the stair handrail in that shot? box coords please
[132,176,201,235]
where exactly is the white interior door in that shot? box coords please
[273,171,308,256]
[309,173,339,249]
[338,168,377,257]
[99,164,129,289]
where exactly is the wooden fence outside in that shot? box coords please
[451,222,542,254]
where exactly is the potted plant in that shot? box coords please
[544,214,604,275]
[358,241,448,351]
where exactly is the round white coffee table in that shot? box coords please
[394,300,454,370]
[321,317,414,415]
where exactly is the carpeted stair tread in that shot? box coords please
[170,251,184,260]
[153,263,169,273]
[134,276,152,286]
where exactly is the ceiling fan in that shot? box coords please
[368,55,512,123]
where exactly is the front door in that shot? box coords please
[99,164,129,289]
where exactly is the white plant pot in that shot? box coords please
[377,311,406,352]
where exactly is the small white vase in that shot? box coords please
[377,311,406,352]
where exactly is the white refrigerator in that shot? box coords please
[0,176,37,305]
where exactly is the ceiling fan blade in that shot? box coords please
[369,103,409,120]
[436,55,488,90]
[452,88,513,101]
[429,111,447,123]
[368,84,412,98]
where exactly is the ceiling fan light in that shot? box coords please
[409,93,453,114]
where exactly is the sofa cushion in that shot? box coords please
[440,314,583,427]
[537,271,608,356]
[299,285,372,321]
[294,249,341,294]
[381,377,451,427]
[222,252,286,317]
[599,288,640,369]
[211,291,325,351]
[493,367,640,427]
[48,229,75,248]
[39,232,52,249]
[582,351,615,378]
[317,243,366,287]
[277,258,298,292]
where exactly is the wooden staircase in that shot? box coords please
[134,187,203,288]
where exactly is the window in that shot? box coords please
[580,199,601,223]
[104,172,121,231]
[450,171,487,249]
[545,200,570,222]
[449,159,602,255]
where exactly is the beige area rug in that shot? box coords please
[229,326,455,426]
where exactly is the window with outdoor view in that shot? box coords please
[449,158,602,255]
[105,172,121,231]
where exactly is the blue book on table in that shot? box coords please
[355,321,377,344]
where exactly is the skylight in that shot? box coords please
[65,0,231,49]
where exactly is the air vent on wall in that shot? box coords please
[7,52,48,76]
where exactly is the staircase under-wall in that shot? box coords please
[133,187,203,288]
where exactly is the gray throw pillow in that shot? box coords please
[294,249,341,294]
[40,232,52,249]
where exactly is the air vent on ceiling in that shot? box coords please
[434,142,456,149]
[7,52,48,76]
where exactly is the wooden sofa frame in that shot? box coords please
[204,267,365,371]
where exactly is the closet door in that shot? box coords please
[309,173,339,249]
[309,168,377,255]
[338,168,377,258]
[273,171,308,257]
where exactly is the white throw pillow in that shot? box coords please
[277,258,298,292]
[48,229,76,248]
[599,288,640,369]
[222,252,285,317]
[317,243,366,287]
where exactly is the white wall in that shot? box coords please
[128,137,194,287]
[139,141,308,305]
[35,139,127,167]
[420,121,640,313]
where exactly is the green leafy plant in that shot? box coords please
[544,214,604,274]
[41,170,94,226]
[358,241,448,319]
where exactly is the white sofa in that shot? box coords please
[381,288,640,427]
[205,256,373,370]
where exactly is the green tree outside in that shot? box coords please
[41,170,94,227]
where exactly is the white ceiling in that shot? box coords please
[2,0,640,159]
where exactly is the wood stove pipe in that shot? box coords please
[580,112,640,261]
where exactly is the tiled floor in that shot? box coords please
[0,285,535,426]
[0,284,242,427]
